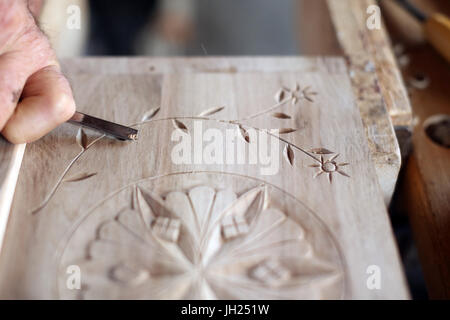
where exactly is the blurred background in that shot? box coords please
[39,0,300,57]
[37,0,448,299]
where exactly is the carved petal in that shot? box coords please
[188,186,216,234]
[202,186,265,265]
[201,189,237,264]
[70,181,343,300]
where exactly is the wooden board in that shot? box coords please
[60,56,401,205]
[0,57,408,299]
[327,0,412,128]
[298,0,408,204]
[327,0,413,203]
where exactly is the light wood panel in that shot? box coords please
[60,56,401,205]
[326,0,412,204]
[0,57,408,299]
[327,0,412,128]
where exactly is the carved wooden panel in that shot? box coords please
[59,174,345,299]
[0,58,408,299]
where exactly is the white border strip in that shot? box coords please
[0,143,26,255]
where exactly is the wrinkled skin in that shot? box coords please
[0,0,75,144]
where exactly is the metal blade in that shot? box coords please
[68,112,138,141]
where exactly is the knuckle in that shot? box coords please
[37,69,75,123]
[47,90,76,122]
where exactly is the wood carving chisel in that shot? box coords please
[68,111,138,141]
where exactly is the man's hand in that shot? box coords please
[0,0,75,144]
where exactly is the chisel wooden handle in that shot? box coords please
[424,13,450,64]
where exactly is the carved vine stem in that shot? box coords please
[31,135,105,215]
[31,83,346,215]
[237,100,288,122]
[137,116,322,163]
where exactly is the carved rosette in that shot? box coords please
[59,173,346,299]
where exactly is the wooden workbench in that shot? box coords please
[299,0,412,206]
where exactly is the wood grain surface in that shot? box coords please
[327,0,412,128]
[0,57,408,299]
[60,56,401,205]
[298,0,407,204]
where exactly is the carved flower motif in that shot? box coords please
[309,154,350,183]
[276,83,318,105]
[68,184,343,299]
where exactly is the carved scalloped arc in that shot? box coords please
[141,107,160,122]
[60,179,345,300]
[109,263,149,286]
[198,106,225,117]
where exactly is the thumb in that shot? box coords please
[2,65,76,144]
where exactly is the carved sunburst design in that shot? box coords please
[58,173,346,300]
[309,153,350,184]
[278,83,318,105]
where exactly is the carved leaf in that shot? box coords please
[141,107,160,121]
[76,128,88,150]
[304,95,314,103]
[272,112,291,119]
[279,128,297,134]
[274,89,285,103]
[198,106,225,117]
[284,145,294,166]
[238,125,250,143]
[310,148,334,155]
[63,172,97,183]
[172,119,188,133]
